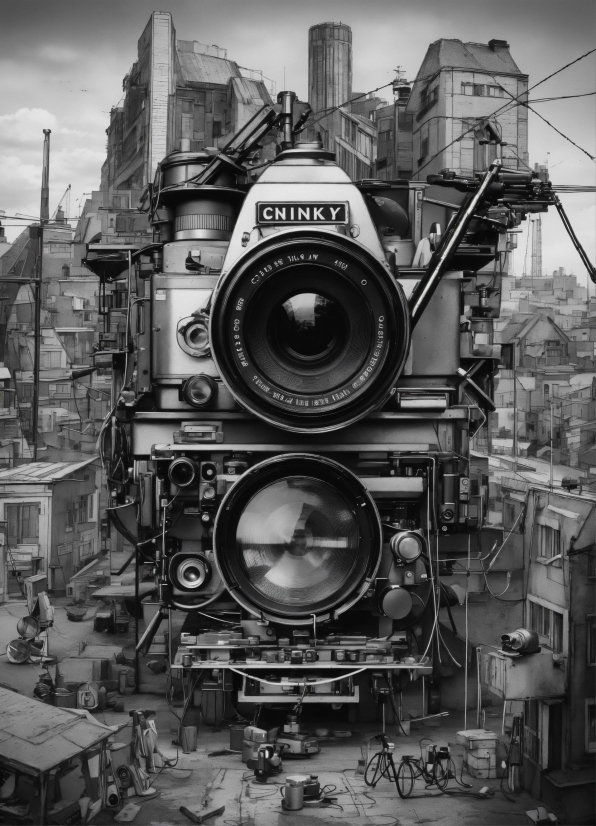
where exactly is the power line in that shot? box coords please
[522,100,595,162]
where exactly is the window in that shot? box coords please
[538,523,560,560]
[78,541,93,561]
[420,136,429,160]
[487,85,505,97]
[589,552,596,579]
[377,158,387,170]
[530,601,564,652]
[524,700,540,762]
[74,495,91,524]
[588,615,596,666]
[473,84,485,96]
[461,82,473,95]
[503,500,517,529]
[41,351,62,369]
[6,503,40,544]
[587,700,596,753]
[84,312,92,322]
[212,121,222,139]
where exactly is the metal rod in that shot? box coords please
[476,646,482,728]
[32,129,51,461]
[409,159,503,329]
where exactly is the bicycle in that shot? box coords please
[394,747,449,798]
[364,735,450,799]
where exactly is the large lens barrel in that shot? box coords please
[213,453,382,624]
[210,233,410,432]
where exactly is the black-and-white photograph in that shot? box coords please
[0,2,594,824]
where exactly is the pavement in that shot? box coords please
[0,599,545,826]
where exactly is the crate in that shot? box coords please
[456,729,500,750]
[463,758,503,779]
[465,748,497,770]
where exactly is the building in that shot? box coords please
[306,22,376,179]
[98,11,275,246]
[481,479,595,824]
[406,38,529,179]
[0,460,100,600]
[375,82,414,180]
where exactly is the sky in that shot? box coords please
[0,0,594,281]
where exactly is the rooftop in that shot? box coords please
[177,49,241,86]
[0,459,95,484]
[413,38,525,84]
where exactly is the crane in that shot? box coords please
[51,184,71,222]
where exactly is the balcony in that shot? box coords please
[482,649,566,700]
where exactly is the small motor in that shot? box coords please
[275,732,320,756]
[247,743,284,783]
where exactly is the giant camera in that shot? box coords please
[86,93,553,710]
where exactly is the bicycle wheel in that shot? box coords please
[365,752,388,787]
[433,759,449,790]
[396,759,415,798]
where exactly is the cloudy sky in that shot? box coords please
[0,0,594,280]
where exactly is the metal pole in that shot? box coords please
[409,160,503,329]
[550,400,554,490]
[32,129,51,461]
[512,342,517,459]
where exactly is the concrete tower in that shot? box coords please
[308,22,352,115]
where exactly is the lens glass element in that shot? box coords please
[184,375,216,407]
[270,293,344,362]
[395,534,422,561]
[236,476,359,605]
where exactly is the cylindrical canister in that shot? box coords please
[283,776,307,811]
[180,725,198,753]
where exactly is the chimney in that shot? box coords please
[488,39,509,51]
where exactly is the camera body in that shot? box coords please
[86,99,551,697]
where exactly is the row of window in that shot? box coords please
[461,83,505,97]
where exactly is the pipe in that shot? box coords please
[32,129,51,461]
[278,91,296,150]
[409,159,503,329]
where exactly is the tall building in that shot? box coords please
[307,22,376,180]
[406,39,529,178]
[98,11,275,245]
[309,22,352,118]
[375,81,414,180]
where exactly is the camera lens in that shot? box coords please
[390,532,424,562]
[213,453,382,623]
[210,235,410,432]
[168,457,199,488]
[177,314,211,357]
[169,553,211,591]
[182,374,217,408]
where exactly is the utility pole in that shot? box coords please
[32,129,51,462]
[512,340,517,460]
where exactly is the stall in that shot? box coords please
[0,687,117,825]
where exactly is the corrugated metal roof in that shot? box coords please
[178,50,240,86]
[0,459,95,484]
[230,76,269,106]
